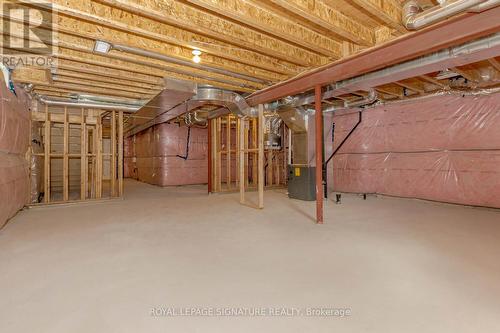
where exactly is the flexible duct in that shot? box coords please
[184,111,208,127]
[403,0,500,30]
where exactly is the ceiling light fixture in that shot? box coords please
[192,49,202,64]
[94,40,112,54]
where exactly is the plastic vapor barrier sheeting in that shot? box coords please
[0,79,30,227]
[125,123,208,186]
[329,92,500,208]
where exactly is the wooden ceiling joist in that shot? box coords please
[419,75,447,88]
[55,70,163,91]
[22,0,312,73]
[3,29,260,93]
[33,84,155,99]
[56,62,164,87]
[394,81,425,94]
[264,0,375,46]
[8,5,285,83]
[181,0,343,58]
[53,48,257,93]
[451,67,479,83]
[247,6,500,105]
[348,0,406,33]
[52,77,155,96]
[15,0,491,106]
[488,58,500,72]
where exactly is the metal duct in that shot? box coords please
[126,78,197,134]
[467,0,500,11]
[37,96,141,112]
[402,0,499,30]
[264,114,283,149]
[192,86,258,118]
[277,105,310,133]
[125,85,260,136]
[364,87,500,107]
[323,89,378,113]
[112,43,269,85]
[70,94,149,107]
[286,33,500,107]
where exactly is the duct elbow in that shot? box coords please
[347,89,378,108]
[402,0,496,31]
[402,0,423,30]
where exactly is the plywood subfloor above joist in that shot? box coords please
[5,0,413,103]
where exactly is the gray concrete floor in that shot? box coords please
[1,179,500,333]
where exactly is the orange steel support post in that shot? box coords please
[208,118,212,193]
[315,85,324,224]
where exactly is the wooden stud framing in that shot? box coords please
[226,115,231,190]
[63,106,69,201]
[111,111,117,197]
[239,118,246,205]
[217,117,222,192]
[252,118,258,185]
[211,111,286,195]
[80,108,87,200]
[235,118,240,188]
[44,104,51,203]
[33,106,123,205]
[211,119,217,192]
[258,105,265,209]
[90,127,96,199]
[95,117,103,199]
[118,111,124,197]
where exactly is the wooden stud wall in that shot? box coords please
[210,110,288,207]
[32,107,125,205]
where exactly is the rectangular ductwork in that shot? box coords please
[125,78,197,135]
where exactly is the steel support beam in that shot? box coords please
[247,6,500,105]
[208,118,212,194]
[315,85,324,224]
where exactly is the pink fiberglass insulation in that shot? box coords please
[124,137,136,179]
[329,92,500,208]
[127,123,208,186]
[0,79,31,227]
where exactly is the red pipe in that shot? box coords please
[207,119,212,194]
[315,85,324,224]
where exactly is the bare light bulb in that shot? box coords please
[192,49,202,63]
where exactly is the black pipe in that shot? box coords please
[323,111,363,198]
[176,126,192,160]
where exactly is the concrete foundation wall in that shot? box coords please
[328,92,500,208]
[124,123,208,186]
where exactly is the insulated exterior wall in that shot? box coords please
[126,123,208,186]
[329,93,500,208]
[124,136,136,179]
[0,81,31,227]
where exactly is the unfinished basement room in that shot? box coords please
[1,0,500,331]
